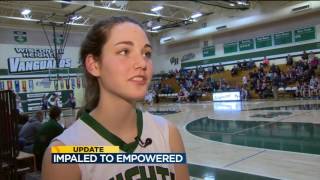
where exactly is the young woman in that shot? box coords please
[42,16,189,179]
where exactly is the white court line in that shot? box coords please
[230,111,310,135]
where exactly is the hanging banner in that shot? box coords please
[54,81,59,90]
[0,81,4,90]
[13,31,27,43]
[65,79,70,89]
[60,79,65,89]
[54,34,64,45]
[7,81,12,90]
[77,77,81,89]
[14,80,20,92]
[239,39,254,51]
[294,26,316,42]
[202,45,215,57]
[71,78,76,89]
[22,80,27,92]
[28,80,34,92]
[82,78,85,87]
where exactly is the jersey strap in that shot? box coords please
[80,109,143,153]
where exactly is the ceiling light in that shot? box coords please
[230,3,235,7]
[112,0,116,3]
[237,1,247,5]
[71,15,82,21]
[191,13,202,19]
[152,25,162,30]
[151,6,163,12]
[204,176,215,180]
[21,9,31,15]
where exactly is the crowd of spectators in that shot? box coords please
[247,51,320,99]
[148,64,236,103]
[148,51,320,103]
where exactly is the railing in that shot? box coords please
[0,90,19,180]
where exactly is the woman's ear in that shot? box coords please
[85,55,100,77]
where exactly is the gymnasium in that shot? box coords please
[0,1,320,180]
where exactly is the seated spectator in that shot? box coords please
[309,52,319,70]
[17,113,29,133]
[316,79,320,97]
[189,85,202,102]
[287,54,293,66]
[302,81,309,98]
[237,61,242,70]
[33,106,63,170]
[263,56,269,67]
[231,65,238,76]
[144,89,156,105]
[296,81,303,97]
[19,111,44,153]
[270,64,277,73]
[17,113,29,150]
[212,65,217,73]
[242,75,248,86]
[41,95,48,110]
[255,79,262,93]
[272,73,280,100]
[309,76,317,97]
[217,63,225,72]
[48,93,62,108]
[279,72,288,88]
[242,60,248,70]
[161,84,173,94]
[302,50,308,61]
[248,59,255,69]
[177,87,189,103]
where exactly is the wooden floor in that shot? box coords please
[143,99,320,180]
[61,99,320,180]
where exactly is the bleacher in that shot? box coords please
[156,54,318,101]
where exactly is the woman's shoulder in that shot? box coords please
[142,111,170,128]
[53,120,92,145]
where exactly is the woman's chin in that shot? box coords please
[124,93,147,102]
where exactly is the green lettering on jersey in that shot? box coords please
[125,166,140,180]
[110,165,174,180]
[156,166,170,180]
[139,166,157,180]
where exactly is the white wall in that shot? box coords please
[151,11,320,74]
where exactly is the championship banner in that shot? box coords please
[7,80,12,90]
[65,79,70,89]
[60,79,65,89]
[14,80,20,92]
[0,81,4,90]
[76,77,81,89]
[81,78,85,88]
[54,81,59,90]
[28,80,34,92]
[22,80,27,92]
[71,78,75,89]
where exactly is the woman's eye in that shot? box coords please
[119,49,129,55]
[144,51,152,58]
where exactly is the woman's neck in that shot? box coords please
[89,91,137,140]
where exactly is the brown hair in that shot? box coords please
[49,106,61,120]
[80,16,144,111]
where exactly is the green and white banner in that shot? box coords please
[13,31,27,43]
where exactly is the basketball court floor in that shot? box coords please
[57,99,320,180]
[138,99,320,180]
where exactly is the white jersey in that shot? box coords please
[54,110,175,180]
